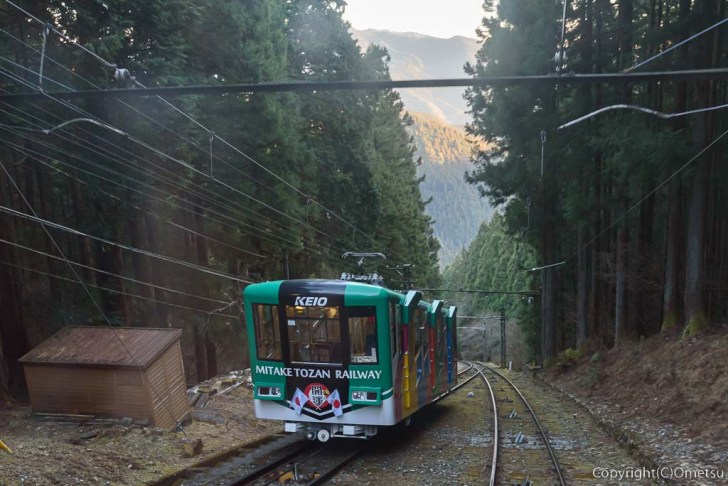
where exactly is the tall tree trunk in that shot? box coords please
[614,199,629,347]
[0,171,29,396]
[636,191,654,336]
[576,227,588,347]
[129,205,153,324]
[662,170,684,331]
[144,212,168,325]
[33,158,62,302]
[193,196,215,381]
[70,179,97,287]
[662,0,690,332]
[576,0,594,349]
[113,226,132,326]
[683,0,717,336]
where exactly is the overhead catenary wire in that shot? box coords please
[625,17,728,73]
[0,28,292,200]
[0,132,297,252]
[0,51,353,260]
[0,103,298,249]
[0,85,350,260]
[0,127,350,274]
[0,259,239,319]
[0,90,356,263]
[0,14,401,263]
[0,237,233,306]
[0,204,254,284]
[0,117,301,252]
[557,102,728,130]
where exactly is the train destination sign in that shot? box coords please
[255,365,382,380]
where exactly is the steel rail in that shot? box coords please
[432,363,480,404]
[482,364,566,486]
[225,441,316,486]
[305,444,368,486]
[476,365,500,486]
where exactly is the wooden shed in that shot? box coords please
[19,326,189,429]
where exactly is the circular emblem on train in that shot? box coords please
[304,382,331,410]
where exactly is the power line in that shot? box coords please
[0,103,298,246]
[529,126,728,272]
[0,156,189,431]
[625,17,728,73]
[4,69,728,102]
[0,90,351,262]
[419,288,540,296]
[0,17,399,263]
[0,204,253,284]
[0,260,239,319]
[0,237,231,306]
[0,62,345,258]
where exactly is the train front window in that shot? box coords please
[253,304,282,361]
[348,306,378,364]
[286,305,342,364]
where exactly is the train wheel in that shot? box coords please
[317,429,331,442]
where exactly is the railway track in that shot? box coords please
[166,436,365,486]
[476,362,566,486]
[162,363,476,486]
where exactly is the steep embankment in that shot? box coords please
[548,329,728,472]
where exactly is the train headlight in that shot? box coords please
[350,388,381,405]
[255,384,284,400]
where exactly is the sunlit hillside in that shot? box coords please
[408,112,492,267]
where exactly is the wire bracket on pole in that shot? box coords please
[540,130,547,179]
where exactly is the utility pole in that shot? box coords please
[500,306,507,368]
[387,263,415,290]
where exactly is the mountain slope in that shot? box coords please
[409,112,492,267]
[352,29,478,125]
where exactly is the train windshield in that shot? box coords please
[286,305,342,364]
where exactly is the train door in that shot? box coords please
[399,290,421,418]
[427,301,443,396]
[391,301,403,421]
[446,306,457,384]
[415,305,430,404]
[435,308,445,392]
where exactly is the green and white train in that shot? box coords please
[243,279,458,441]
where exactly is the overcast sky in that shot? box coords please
[342,0,485,39]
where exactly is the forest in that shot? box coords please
[0,0,442,397]
[1,0,727,397]
[458,0,728,362]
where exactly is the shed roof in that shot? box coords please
[19,326,183,369]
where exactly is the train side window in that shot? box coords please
[253,304,282,361]
[348,306,377,364]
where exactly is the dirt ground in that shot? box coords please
[2,328,727,485]
[0,383,279,485]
